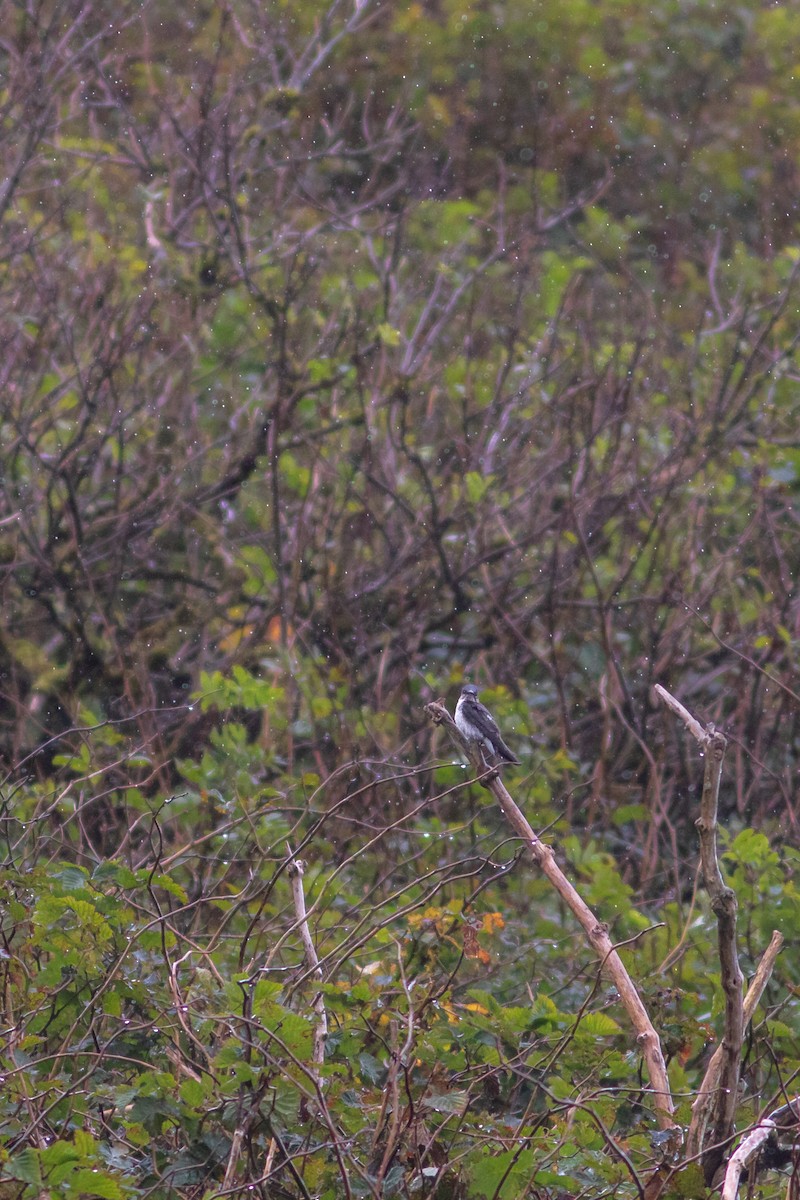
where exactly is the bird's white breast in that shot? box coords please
[455,704,492,748]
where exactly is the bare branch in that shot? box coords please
[656,686,743,1176]
[743,930,784,1020]
[426,699,678,1132]
[288,857,328,1077]
[721,1097,800,1200]
[694,928,784,1174]
[288,0,379,91]
[653,684,706,743]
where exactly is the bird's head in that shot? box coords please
[461,683,478,697]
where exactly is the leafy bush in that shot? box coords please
[2,0,800,1195]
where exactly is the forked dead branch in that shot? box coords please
[428,686,790,1196]
[655,685,787,1193]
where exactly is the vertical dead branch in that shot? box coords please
[697,929,784,1147]
[222,1126,245,1191]
[372,944,416,1186]
[655,685,743,1178]
[288,857,328,1076]
[425,699,678,1133]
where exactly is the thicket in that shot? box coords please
[2,1,800,1196]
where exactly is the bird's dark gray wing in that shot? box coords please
[461,696,519,764]
[460,695,499,737]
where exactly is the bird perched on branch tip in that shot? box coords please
[455,683,520,765]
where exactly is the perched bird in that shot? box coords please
[455,683,520,765]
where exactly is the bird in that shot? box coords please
[455,683,520,765]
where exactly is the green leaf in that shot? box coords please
[467,1149,535,1198]
[51,865,90,891]
[466,989,502,1016]
[377,323,401,346]
[41,1140,82,1169]
[464,471,492,503]
[663,1163,706,1197]
[151,873,188,903]
[103,990,122,1017]
[421,1090,468,1114]
[68,1168,124,1199]
[33,895,113,945]
[93,862,138,889]
[578,1012,623,1037]
[357,1052,384,1084]
[180,1077,207,1107]
[612,803,648,825]
[6,1148,42,1187]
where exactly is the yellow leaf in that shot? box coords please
[217,625,255,653]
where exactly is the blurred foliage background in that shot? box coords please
[2,0,800,1196]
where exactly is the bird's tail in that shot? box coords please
[494,739,520,765]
